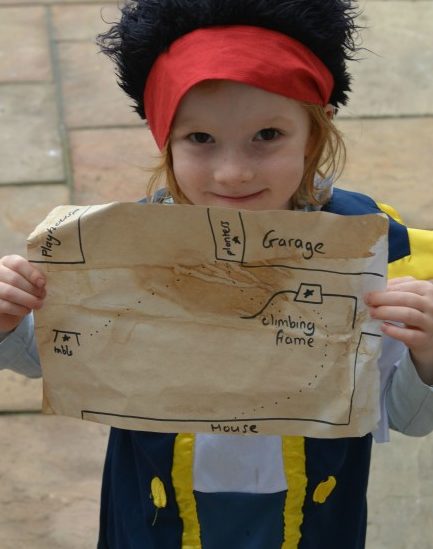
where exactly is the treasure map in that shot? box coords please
[27,203,389,437]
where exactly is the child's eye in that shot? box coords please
[187,132,214,144]
[254,128,282,141]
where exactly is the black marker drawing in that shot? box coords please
[31,204,388,437]
[29,206,90,265]
[53,329,81,358]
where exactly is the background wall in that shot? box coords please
[0,0,432,547]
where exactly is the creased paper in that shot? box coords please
[27,203,388,437]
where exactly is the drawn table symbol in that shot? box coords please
[53,329,81,358]
[53,329,81,345]
[294,283,323,304]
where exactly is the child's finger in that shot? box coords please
[381,322,427,349]
[0,313,27,334]
[0,255,46,289]
[369,305,426,329]
[386,280,433,296]
[367,289,425,309]
[0,266,44,298]
[387,276,414,286]
[0,298,31,319]
[0,282,45,312]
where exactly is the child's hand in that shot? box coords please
[365,277,433,385]
[0,255,46,334]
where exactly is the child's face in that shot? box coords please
[170,81,312,211]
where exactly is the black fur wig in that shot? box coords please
[98,0,361,119]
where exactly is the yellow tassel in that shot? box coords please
[312,476,337,504]
[151,477,167,509]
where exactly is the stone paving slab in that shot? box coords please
[0,372,41,411]
[336,117,433,229]
[367,432,433,549]
[340,1,433,118]
[51,3,119,42]
[69,127,160,204]
[0,84,64,184]
[0,184,70,256]
[58,41,141,128]
[0,7,51,82]
[0,414,107,549]
[0,0,432,548]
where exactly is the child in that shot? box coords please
[1,0,433,547]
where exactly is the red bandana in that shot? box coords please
[144,25,334,149]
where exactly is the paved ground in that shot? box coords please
[0,0,432,547]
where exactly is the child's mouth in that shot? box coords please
[213,190,264,202]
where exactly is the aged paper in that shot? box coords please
[27,203,388,437]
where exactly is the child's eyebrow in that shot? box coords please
[171,114,299,134]
[262,115,297,127]
[172,116,210,129]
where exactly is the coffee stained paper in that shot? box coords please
[27,203,388,437]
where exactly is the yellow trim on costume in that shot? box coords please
[377,202,405,225]
[377,202,433,281]
[388,228,433,281]
[171,434,201,549]
[282,436,307,548]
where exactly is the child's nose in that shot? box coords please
[213,151,254,186]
